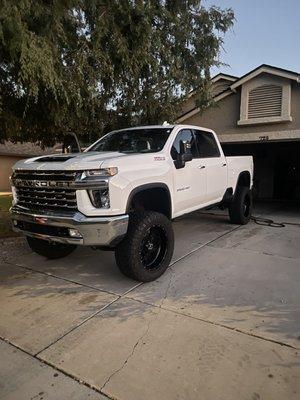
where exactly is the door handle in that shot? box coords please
[222,163,227,167]
[198,165,205,169]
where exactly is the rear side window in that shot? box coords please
[193,130,220,158]
[171,129,198,160]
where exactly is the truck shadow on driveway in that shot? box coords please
[2,210,235,295]
[127,204,300,349]
[1,206,300,352]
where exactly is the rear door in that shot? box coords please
[193,129,227,203]
[171,129,207,215]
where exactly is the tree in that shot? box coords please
[0,0,234,145]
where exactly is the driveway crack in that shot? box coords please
[101,266,176,393]
[160,265,175,308]
[100,318,152,392]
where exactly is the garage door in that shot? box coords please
[222,141,300,200]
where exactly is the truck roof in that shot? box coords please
[116,124,212,132]
[116,124,175,130]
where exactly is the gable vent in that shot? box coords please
[248,85,282,119]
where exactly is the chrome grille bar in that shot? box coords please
[13,170,77,181]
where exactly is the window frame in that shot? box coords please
[238,75,292,126]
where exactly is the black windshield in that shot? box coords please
[88,128,172,153]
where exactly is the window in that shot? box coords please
[248,85,282,119]
[88,128,172,154]
[171,129,198,160]
[193,130,220,158]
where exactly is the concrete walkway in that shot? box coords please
[0,204,299,399]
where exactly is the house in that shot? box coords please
[0,142,53,191]
[177,64,300,200]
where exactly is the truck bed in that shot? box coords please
[226,156,254,191]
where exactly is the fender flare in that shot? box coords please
[126,183,172,218]
[222,171,251,204]
[233,171,251,196]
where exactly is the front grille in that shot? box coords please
[13,170,78,212]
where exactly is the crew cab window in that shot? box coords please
[193,130,220,158]
[171,129,198,160]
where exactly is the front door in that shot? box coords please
[171,129,207,215]
[193,129,227,203]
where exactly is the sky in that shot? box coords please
[203,0,300,78]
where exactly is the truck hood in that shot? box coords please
[13,151,128,171]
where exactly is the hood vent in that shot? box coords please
[34,155,76,162]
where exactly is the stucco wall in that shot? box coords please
[183,90,241,135]
[179,78,232,118]
[183,80,300,139]
[0,155,25,191]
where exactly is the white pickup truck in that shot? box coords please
[10,124,253,281]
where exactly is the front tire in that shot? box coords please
[229,186,252,225]
[26,236,77,259]
[115,211,174,282]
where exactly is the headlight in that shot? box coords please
[76,167,116,208]
[79,168,118,180]
[88,188,110,208]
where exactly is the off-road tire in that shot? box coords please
[115,211,174,282]
[229,186,252,225]
[26,236,77,259]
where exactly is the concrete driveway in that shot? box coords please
[0,204,299,400]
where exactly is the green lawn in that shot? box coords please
[0,195,13,211]
[0,195,18,238]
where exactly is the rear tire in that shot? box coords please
[115,211,174,282]
[26,236,77,259]
[229,186,252,225]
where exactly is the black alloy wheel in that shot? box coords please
[115,211,174,282]
[140,226,167,270]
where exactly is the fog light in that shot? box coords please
[88,189,110,208]
[100,190,110,208]
[69,228,82,238]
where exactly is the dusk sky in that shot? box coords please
[204,0,299,77]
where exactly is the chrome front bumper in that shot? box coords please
[10,206,129,246]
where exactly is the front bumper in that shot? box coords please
[10,206,129,246]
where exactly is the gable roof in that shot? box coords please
[211,73,238,83]
[230,64,300,91]
[187,72,237,99]
[177,64,300,122]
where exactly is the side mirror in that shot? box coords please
[174,140,193,169]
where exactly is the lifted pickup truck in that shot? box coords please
[10,124,253,282]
